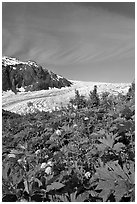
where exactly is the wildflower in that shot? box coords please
[41,162,47,169]
[55,129,61,136]
[47,161,53,166]
[18,144,26,150]
[73,124,77,128]
[17,159,22,164]
[73,105,77,110]
[20,199,28,202]
[84,117,89,121]
[8,153,16,158]
[71,112,76,118]
[35,149,41,155]
[85,172,91,179]
[45,155,49,159]
[45,166,52,175]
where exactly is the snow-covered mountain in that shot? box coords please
[2,56,72,92]
[2,56,132,114]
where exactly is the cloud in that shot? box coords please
[2,3,134,82]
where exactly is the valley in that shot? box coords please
[2,80,130,114]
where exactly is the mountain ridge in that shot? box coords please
[2,56,72,93]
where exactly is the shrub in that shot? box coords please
[2,82,135,202]
[88,85,100,107]
[70,89,87,109]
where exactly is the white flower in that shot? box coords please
[55,129,61,136]
[71,113,76,117]
[47,161,53,166]
[73,105,77,109]
[17,159,22,164]
[45,155,49,159]
[20,199,28,202]
[40,162,47,169]
[45,166,52,175]
[8,153,16,158]
[73,124,77,128]
[35,149,41,155]
[84,117,89,121]
[85,172,91,179]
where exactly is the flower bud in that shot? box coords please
[85,171,91,179]
[55,129,61,136]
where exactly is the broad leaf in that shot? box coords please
[96,180,114,202]
[113,142,125,152]
[98,133,116,148]
[47,182,65,191]
[75,191,90,202]
[106,161,128,180]
[114,179,127,201]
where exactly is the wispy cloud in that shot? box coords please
[2,2,134,82]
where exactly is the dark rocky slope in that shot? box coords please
[2,56,72,93]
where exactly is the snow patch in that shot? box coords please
[2,56,25,66]
[57,75,63,80]
[2,56,39,68]
[27,60,39,67]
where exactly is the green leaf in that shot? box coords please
[24,180,29,194]
[95,143,106,152]
[123,161,135,184]
[90,133,101,139]
[56,194,70,202]
[96,166,116,181]
[47,182,65,191]
[75,191,89,202]
[3,163,10,180]
[113,142,125,152]
[106,161,128,180]
[96,180,114,190]
[98,188,111,202]
[34,178,43,187]
[114,180,127,201]
[96,180,114,202]
[10,150,21,154]
[98,133,116,148]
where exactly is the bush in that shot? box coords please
[2,82,135,202]
[70,89,87,109]
[88,85,100,107]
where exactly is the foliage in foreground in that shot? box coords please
[2,84,135,202]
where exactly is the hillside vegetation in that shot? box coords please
[2,82,135,202]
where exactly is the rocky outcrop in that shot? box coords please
[2,56,72,93]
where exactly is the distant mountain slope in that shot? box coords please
[2,56,72,92]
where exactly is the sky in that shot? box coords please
[2,2,135,83]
